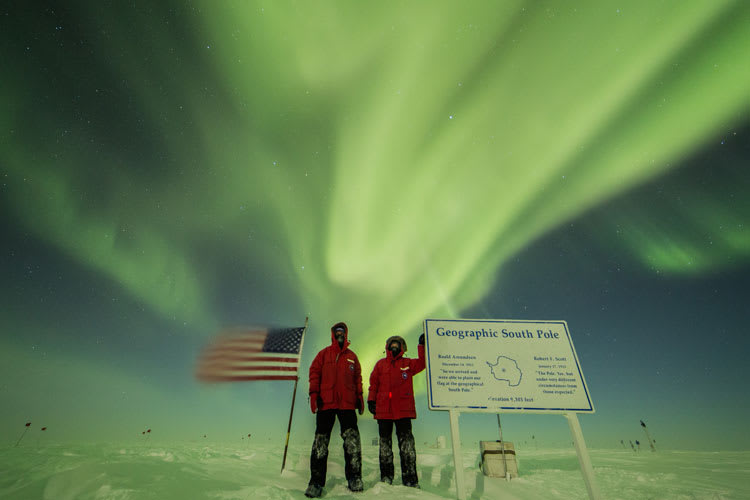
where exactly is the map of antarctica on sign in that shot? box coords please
[487,356,522,387]
[424,319,594,413]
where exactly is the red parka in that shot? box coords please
[309,322,363,412]
[367,336,426,420]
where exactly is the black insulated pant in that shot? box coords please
[378,418,418,485]
[309,409,362,487]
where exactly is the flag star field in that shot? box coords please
[263,328,306,354]
[0,0,749,451]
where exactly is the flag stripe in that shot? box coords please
[204,347,264,355]
[198,368,298,376]
[199,375,298,382]
[201,355,298,363]
[199,363,299,371]
[199,365,297,372]
[214,338,264,344]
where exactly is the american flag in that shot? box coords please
[196,326,306,382]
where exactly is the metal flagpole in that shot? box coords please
[281,316,309,474]
[497,414,509,481]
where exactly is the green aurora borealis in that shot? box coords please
[1,1,749,448]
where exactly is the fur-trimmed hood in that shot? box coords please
[385,335,406,359]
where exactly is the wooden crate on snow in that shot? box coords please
[480,441,518,478]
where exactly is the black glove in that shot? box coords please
[419,333,425,346]
[368,400,376,415]
[356,394,364,415]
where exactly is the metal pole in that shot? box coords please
[281,376,299,473]
[449,409,466,500]
[565,412,601,500]
[496,414,510,481]
[15,425,30,447]
[280,317,309,474]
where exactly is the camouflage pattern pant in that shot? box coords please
[378,418,418,486]
[309,409,362,487]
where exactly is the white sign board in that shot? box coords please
[425,319,594,413]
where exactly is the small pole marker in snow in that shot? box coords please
[15,422,31,447]
[640,420,656,452]
[37,426,48,447]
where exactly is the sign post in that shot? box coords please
[566,412,601,500]
[448,409,466,500]
[424,318,600,500]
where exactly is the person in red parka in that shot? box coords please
[367,333,425,487]
[305,322,364,498]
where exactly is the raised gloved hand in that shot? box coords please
[310,393,323,413]
[368,400,376,415]
[356,394,364,415]
[419,333,425,346]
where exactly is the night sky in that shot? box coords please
[1,1,749,450]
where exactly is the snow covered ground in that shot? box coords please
[1,440,748,499]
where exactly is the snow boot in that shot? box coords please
[348,477,364,492]
[304,483,323,498]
